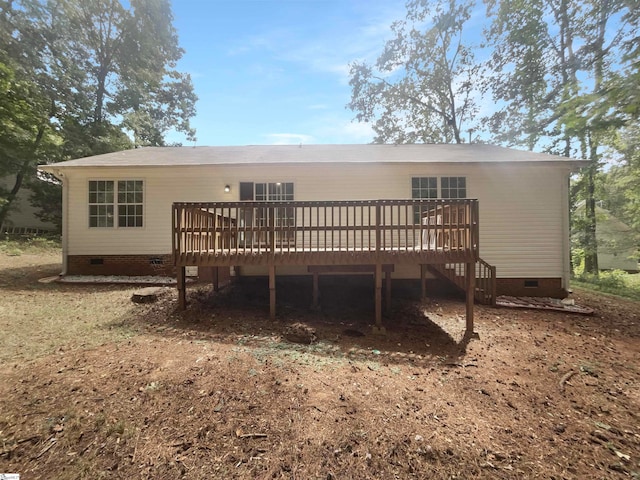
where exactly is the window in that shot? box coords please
[89,180,143,228]
[441,176,466,199]
[245,182,294,201]
[411,176,467,223]
[239,182,294,203]
[412,177,438,200]
[411,176,467,199]
[117,180,143,227]
[89,181,114,227]
[238,182,295,245]
[412,177,437,224]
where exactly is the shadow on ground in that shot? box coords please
[138,276,477,367]
[0,262,62,288]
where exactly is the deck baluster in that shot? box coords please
[171,199,478,266]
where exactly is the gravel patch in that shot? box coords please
[58,275,179,285]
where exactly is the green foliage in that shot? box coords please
[0,56,61,226]
[600,126,640,233]
[484,0,635,273]
[607,4,640,119]
[0,0,197,228]
[0,234,61,255]
[349,0,637,276]
[576,270,627,290]
[572,271,640,302]
[28,173,62,234]
[483,0,550,149]
[58,0,197,143]
[347,0,479,144]
[571,247,586,276]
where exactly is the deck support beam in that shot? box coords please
[372,263,386,335]
[385,269,392,314]
[420,264,428,301]
[465,262,474,333]
[212,267,219,292]
[177,266,186,310]
[312,271,320,309]
[269,264,276,320]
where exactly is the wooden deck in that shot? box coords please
[172,199,482,333]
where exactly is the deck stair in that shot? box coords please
[428,259,496,305]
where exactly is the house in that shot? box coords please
[0,176,56,234]
[574,202,639,272]
[39,144,586,332]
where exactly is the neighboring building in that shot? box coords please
[0,176,56,234]
[40,144,586,316]
[574,202,639,273]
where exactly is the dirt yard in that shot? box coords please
[0,249,639,479]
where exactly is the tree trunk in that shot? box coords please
[583,158,599,274]
[95,70,107,123]
[582,0,610,275]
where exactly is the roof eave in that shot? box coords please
[37,159,590,170]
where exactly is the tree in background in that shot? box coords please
[600,126,640,236]
[348,0,480,144]
[484,0,633,274]
[482,0,550,151]
[610,1,639,119]
[0,0,197,231]
[348,0,637,274]
[0,1,62,230]
[601,3,640,237]
[60,0,197,146]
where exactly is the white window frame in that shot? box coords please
[88,179,144,228]
[411,176,467,223]
[249,182,295,202]
[238,181,295,245]
[440,176,467,199]
[411,176,467,199]
[88,180,115,228]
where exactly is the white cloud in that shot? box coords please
[223,1,405,83]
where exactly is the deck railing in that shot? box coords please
[172,199,479,266]
[429,259,497,305]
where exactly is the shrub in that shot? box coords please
[572,269,640,301]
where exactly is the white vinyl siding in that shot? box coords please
[472,168,565,278]
[63,163,570,280]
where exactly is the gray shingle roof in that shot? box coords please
[40,144,587,170]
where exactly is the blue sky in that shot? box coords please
[170,0,408,146]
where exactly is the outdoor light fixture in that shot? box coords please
[224,185,231,193]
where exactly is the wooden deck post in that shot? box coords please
[465,261,474,333]
[269,264,276,320]
[420,264,427,301]
[373,263,386,335]
[312,271,320,309]
[177,266,186,310]
[212,267,219,292]
[171,199,480,316]
[385,268,392,314]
